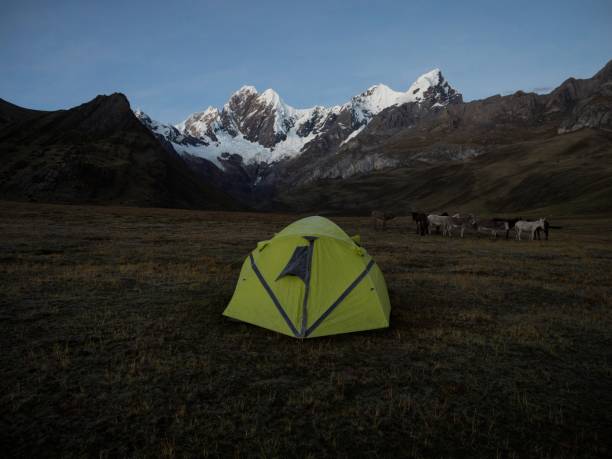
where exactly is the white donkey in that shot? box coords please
[450,213,476,238]
[515,219,546,240]
[428,214,453,237]
[474,218,508,240]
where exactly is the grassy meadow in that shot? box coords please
[1,200,611,458]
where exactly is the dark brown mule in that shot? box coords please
[534,219,550,240]
[492,217,522,240]
[411,212,429,236]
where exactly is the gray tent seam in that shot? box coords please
[305,260,375,337]
[249,254,299,337]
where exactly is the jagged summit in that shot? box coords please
[175,106,221,139]
[234,85,257,96]
[410,68,442,89]
[350,69,461,122]
[260,88,284,106]
[406,69,462,105]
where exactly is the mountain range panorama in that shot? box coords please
[134,69,462,168]
[0,60,611,214]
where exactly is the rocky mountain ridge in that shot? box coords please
[1,60,610,214]
[270,61,612,193]
[135,68,461,169]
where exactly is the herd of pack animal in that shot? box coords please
[370,211,550,240]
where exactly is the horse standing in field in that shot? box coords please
[427,214,453,236]
[429,212,448,235]
[411,212,429,236]
[371,211,396,231]
[515,219,546,240]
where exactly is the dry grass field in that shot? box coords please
[1,201,611,458]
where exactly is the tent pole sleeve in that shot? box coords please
[305,260,375,337]
[249,254,299,337]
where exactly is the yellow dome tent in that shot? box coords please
[223,216,391,338]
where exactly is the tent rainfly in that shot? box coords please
[223,216,391,338]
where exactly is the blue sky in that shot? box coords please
[1,0,611,123]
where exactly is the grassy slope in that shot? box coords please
[1,201,611,458]
[277,129,612,216]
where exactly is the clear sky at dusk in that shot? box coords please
[1,0,611,123]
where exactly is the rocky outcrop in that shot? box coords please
[179,107,220,141]
[555,68,612,134]
[220,86,288,147]
[558,96,612,133]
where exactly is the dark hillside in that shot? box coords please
[0,95,241,210]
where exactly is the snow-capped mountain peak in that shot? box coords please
[202,106,220,116]
[260,88,285,108]
[176,106,221,139]
[350,83,408,124]
[134,108,181,139]
[256,88,297,136]
[405,68,459,104]
[408,68,442,92]
[235,85,257,96]
[350,69,461,124]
